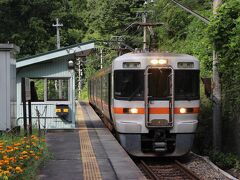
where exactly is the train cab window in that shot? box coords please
[174,70,199,100]
[114,70,144,100]
[148,69,171,100]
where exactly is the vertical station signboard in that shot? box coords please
[21,78,32,135]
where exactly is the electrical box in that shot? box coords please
[0,44,19,131]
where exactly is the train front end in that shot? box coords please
[112,53,200,157]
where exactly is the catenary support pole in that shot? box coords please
[212,0,222,150]
[143,12,147,51]
[168,0,222,150]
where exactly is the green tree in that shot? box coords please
[208,0,240,106]
[0,0,88,57]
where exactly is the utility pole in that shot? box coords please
[142,11,147,51]
[212,0,222,150]
[52,18,63,98]
[52,18,63,49]
[124,0,163,52]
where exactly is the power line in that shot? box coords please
[169,0,210,24]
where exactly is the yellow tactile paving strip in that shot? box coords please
[76,104,102,180]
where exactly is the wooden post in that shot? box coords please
[212,0,222,150]
[21,78,28,136]
[28,100,32,135]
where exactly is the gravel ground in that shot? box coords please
[226,169,240,179]
[179,153,237,180]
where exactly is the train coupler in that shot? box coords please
[153,142,167,152]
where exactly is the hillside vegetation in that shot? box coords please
[1,0,240,155]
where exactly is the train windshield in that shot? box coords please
[114,70,199,101]
[148,69,171,100]
[114,70,144,100]
[174,70,199,100]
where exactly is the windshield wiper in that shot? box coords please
[183,94,195,101]
[127,86,141,101]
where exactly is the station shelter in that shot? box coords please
[0,44,19,131]
[16,41,95,129]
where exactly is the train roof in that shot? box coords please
[114,52,199,62]
[89,52,199,79]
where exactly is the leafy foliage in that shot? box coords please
[0,0,87,58]
[207,150,240,170]
[150,0,212,76]
[1,0,240,155]
[208,0,240,151]
[208,0,240,101]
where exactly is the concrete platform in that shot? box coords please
[38,101,146,180]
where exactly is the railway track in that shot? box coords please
[138,159,200,180]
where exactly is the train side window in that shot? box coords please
[102,75,108,103]
[94,79,97,98]
[97,78,101,98]
[91,80,93,99]
[108,73,111,102]
[89,80,92,100]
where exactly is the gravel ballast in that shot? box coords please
[179,153,237,180]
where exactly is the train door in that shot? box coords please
[144,66,174,128]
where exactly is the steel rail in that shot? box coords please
[139,159,201,180]
[175,160,201,180]
[140,160,159,180]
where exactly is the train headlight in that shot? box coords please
[179,108,187,114]
[179,108,194,114]
[123,108,139,114]
[150,59,158,65]
[158,59,168,65]
[150,59,168,65]
[129,108,138,114]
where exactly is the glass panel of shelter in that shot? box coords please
[29,78,69,102]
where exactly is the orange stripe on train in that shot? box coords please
[113,107,200,114]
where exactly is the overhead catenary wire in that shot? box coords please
[169,0,210,24]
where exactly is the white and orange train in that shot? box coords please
[89,52,200,157]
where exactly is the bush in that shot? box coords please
[79,85,88,101]
[206,150,240,170]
